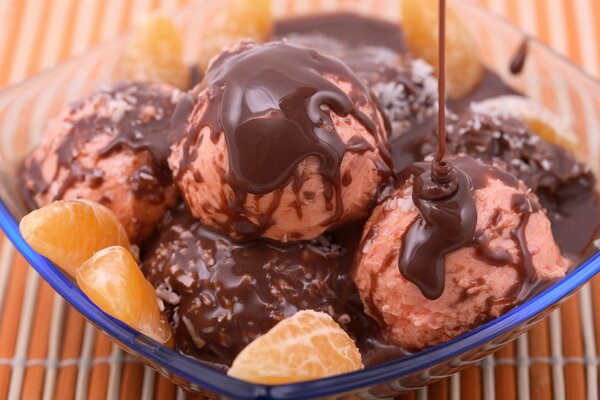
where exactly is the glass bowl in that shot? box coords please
[0,0,599,398]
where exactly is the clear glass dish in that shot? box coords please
[0,0,599,398]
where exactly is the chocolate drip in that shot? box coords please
[510,193,539,285]
[393,0,544,299]
[434,0,448,174]
[510,38,528,75]
[474,192,547,308]
[423,0,457,199]
[398,161,477,299]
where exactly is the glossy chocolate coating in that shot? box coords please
[142,207,375,368]
[174,41,390,238]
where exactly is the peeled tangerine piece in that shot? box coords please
[477,95,580,154]
[19,200,130,277]
[195,0,272,71]
[123,14,190,89]
[401,0,483,99]
[228,310,363,384]
[76,246,172,345]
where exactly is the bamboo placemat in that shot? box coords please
[0,0,600,399]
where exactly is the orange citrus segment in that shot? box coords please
[19,200,130,277]
[228,310,363,384]
[123,14,190,89]
[196,0,272,72]
[476,95,580,154]
[401,0,482,99]
[76,246,172,345]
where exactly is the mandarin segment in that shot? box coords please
[123,14,190,89]
[19,200,130,277]
[76,246,172,345]
[228,310,363,384]
[476,95,580,154]
[195,0,272,71]
[401,0,482,99]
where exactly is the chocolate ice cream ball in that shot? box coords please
[168,41,391,242]
[20,82,181,243]
[354,156,568,350]
[142,206,365,367]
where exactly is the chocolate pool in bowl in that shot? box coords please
[0,0,599,398]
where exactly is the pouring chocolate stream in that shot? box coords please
[397,0,538,300]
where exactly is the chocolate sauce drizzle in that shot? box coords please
[178,41,390,237]
[455,157,544,302]
[397,0,479,299]
[398,162,476,299]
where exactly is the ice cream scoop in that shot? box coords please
[354,156,569,350]
[168,41,391,242]
[142,206,368,367]
[19,82,181,243]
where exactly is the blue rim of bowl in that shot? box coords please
[2,199,600,399]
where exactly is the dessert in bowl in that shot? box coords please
[0,0,599,398]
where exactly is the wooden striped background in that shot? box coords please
[0,0,599,399]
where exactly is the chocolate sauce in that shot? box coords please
[510,38,529,74]
[398,162,477,299]
[510,193,539,284]
[177,41,390,237]
[436,0,448,170]
[142,207,381,368]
